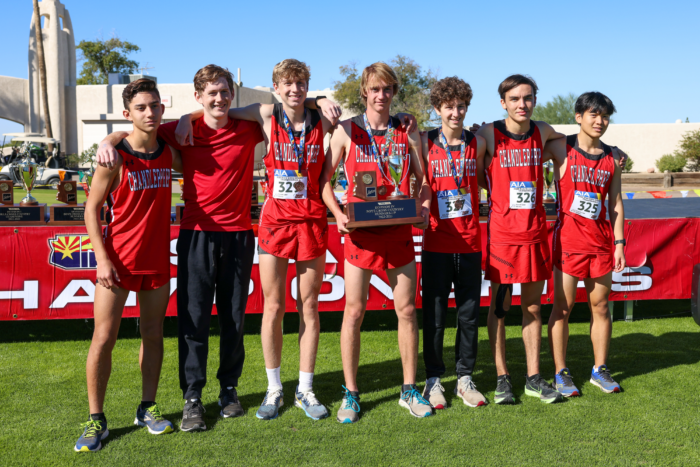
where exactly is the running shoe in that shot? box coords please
[399,385,433,418]
[422,377,447,409]
[180,399,206,432]
[134,403,174,434]
[590,365,621,393]
[256,388,284,420]
[294,386,329,420]
[336,386,361,424]
[455,375,487,407]
[554,368,580,397]
[494,374,515,405]
[524,374,564,404]
[74,418,108,452]
[219,386,244,418]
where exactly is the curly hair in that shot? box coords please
[430,76,473,110]
[193,64,234,95]
[272,59,311,85]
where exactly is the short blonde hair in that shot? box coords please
[272,59,311,85]
[361,62,399,102]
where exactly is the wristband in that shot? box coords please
[314,95,327,108]
[614,239,626,246]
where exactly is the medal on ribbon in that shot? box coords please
[282,109,307,171]
[439,127,467,194]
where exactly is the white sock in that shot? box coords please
[266,367,282,391]
[298,371,314,392]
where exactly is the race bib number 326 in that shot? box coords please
[273,169,307,200]
[570,190,602,219]
[509,181,536,209]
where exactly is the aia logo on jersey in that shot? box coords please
[48,235,97,270]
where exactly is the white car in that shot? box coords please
[0,135,79,188]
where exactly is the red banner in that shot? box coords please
[1,219,698,320]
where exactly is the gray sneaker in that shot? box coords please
[294,387,329,420]
[455,375,487,407]
[524,374,564,404]
[256,388,284,420]
[180,399,206,432]
[399,385,433,418]
[422,377,447,409]
[336,386,360,424]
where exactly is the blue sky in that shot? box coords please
[2,0,698,137]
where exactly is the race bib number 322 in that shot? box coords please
[437,189,472,219]
[509,181,536,209]
[570,190,602,219]
[273,169,307,200]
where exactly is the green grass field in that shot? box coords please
[11,187,181,206]
[1,306,699,466]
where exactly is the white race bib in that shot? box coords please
[509,181,536,209]
[273,169,307,200]
[437,189,472,219]
[570,190,602,219]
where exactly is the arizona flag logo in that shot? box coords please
[48,235,97,270]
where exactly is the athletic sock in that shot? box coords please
[90,412,106,422]
[402,383,417,393]
[298,371,314,392]
[140,401,156,410]
[266,367,283,391]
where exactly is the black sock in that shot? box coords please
[90,413,106,422]
[140,401,156,410]
[348,390,360,400]
[402,384,417,393]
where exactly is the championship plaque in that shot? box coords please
[0,161,46,225]
[49,170,84,224]
[0,180,13,205]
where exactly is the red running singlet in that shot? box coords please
[345,115,413,243]
[423,129,480,254]
[103,138,172,275]
[485,120,546,245]
[553,134,615,254]
[260,104,326,225]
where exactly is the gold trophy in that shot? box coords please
[16,160,38,205]
[386,152,409,199]
[542,160,557,218]
[0,159,46,224]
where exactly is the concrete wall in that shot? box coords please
[552,123,700,172]
[0,76,30,127]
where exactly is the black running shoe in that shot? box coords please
[525,374,564,404]
[180,399,207,432]
[219,387,244,418]
[494,374,515,405]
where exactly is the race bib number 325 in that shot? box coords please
[437,189,472,219]
[273,169,307,200]
[509,181,536,209]
[570,190,602,219]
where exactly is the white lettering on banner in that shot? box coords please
[414,236,422,262]
[169,278,177,296]
[126,291,137,307]
[50,280,95,308]
[291,275,345,302]
[612,266,653,292]
[0,280,38,309]
[370,275,393,299]
[170,239,178,266]
[249,280,254,296]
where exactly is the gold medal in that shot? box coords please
[64,183,73,192]
[362,174,373,185]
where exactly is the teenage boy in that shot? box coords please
[547,92,626,396]
[76,79,180,451]
[420,77,488,409]
[475,74,566,404]
[320,62,433,423]
[96,65,264,432]
[174,59,341,421]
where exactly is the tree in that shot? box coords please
[677,129,700,171]
[333,55,438,129]
[76,37,140,85]
[531,93,577,124]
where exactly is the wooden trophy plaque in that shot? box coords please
[0,181,46,225]
[0,180,13,205]
[345,171,423,229]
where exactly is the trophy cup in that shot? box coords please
[174,178,185,225]
[345,148,423,229]
[79,168,95,198]
[49,170,88,224]
[0,159,46,225]
[542,160,557,218]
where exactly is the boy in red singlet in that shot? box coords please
[546,92,626,397]
[76,79,180,452]
[174,59,340,421]
[320,62,433,423]
[475,74,566,405]
[420,77,488,410]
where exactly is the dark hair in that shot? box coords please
[193,64,234,95]
[430,76,473,109]
[498,74,538,99]
[575,92,616,116]
[122,78,160,110]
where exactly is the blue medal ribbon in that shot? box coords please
[282,109,307,171]
[362,113,394,183]
[439,127,467,194]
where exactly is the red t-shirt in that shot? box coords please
[158,117,264,232]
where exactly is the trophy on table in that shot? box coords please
[345,141,424,229]
[542,160,557,218]
[174,178,185,225]
[49,170,89,224]
[0,159,46,225]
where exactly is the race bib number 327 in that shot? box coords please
[570,190,602,219]
[509,181,536,209]
[273,169,307,200]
